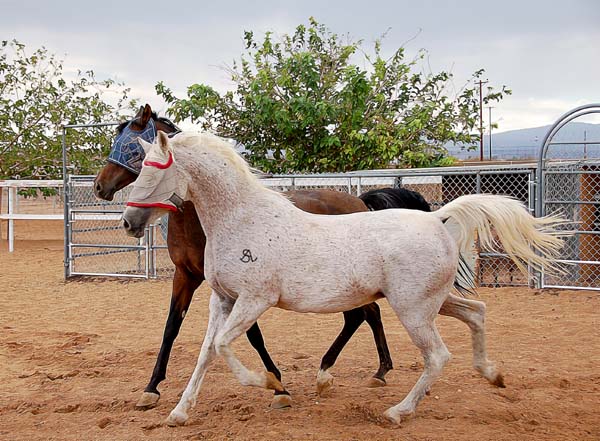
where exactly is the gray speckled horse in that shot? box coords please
[123,131,566,426]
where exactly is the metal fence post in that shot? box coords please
[143,229,150,278]
[62,127,70,278]
[528,169,537,216]
[7,185,15,253]
[66,178,73,277]
[148,225,156,278]
[528,169,540,288]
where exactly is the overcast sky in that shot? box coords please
[3,0,599,132]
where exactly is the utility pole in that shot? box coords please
[477,79,488,161]
[487,106,495,161]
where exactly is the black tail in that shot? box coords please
[454,255,476,296]
[360,187,475,296]
[359,187,431,212]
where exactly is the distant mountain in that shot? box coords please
[446,122,600,160]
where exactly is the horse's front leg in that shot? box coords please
[246,322,292,408]
[215,295,284,393]
[137,267,202,409]
[166,290,231,427]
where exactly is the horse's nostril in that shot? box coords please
[94,182,102,195]
[123,218,130,230]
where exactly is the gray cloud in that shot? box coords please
[3,0,599,130]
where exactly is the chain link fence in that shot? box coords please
[65,164,538,288]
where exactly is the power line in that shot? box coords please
[487,106,495,160]
[477,80,488,161]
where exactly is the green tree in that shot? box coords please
[0,39,136,180]
[157,18,511,173]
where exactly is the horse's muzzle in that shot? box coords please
[93,179,115,201]
[122,209,148,238]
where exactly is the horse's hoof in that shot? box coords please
[136,392,160,410]
[265,372,285,392]
[491,372,506,388]
[383,407,414,426]
[316,369,334,396]
[271,394,293,409]
[383,408,401,426]
[366,377,386,388]
[476,362,506,388]
[166,409,188,427]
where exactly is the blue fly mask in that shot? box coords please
[107,118,156,174]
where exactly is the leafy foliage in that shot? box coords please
[0,40,136,180]
[157,18,511,173]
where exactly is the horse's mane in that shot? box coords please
[116,112,181,134]
[171,132,285,199]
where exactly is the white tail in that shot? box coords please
[432,194,568,277]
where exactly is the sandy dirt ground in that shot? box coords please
[1,221,599,440]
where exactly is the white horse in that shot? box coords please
[122,131,566,426]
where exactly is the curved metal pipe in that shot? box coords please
[536,104,600,216]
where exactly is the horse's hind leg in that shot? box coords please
[383,289,451,425]
[439,294,505,387]
[137,267,201,409]
[317,303,393,394]
[246,322,292,408]
[316,308,365,395]
[166,291,231,427]
[364,302,394,387]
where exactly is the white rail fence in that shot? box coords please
[0,180,63,252]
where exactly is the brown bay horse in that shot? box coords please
[93,105,435,410]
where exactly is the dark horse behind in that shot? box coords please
[94,104,480,410]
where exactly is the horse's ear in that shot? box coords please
[157,131,170,154]
[137,137,153,154]
[140,104,152,126]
